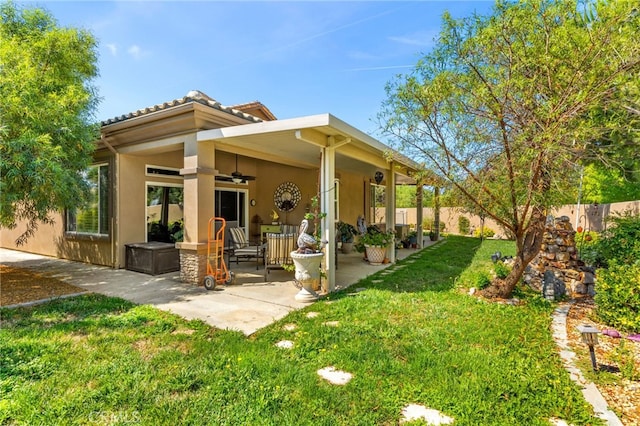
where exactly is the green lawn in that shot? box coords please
[0,236,601,425]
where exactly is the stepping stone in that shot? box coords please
[275,340,294,349]
[317,366,352,385]
[306,312,320,319]
[283,323,297,331]
[323,321,339,327]
[371,280,383,283]
[549,419,574,426]
[355,287,367,292]
[400,404,454,425]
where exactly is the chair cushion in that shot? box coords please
[265,233,296,265]
[229,227,249,249]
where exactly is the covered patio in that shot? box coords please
[0,243,437,335]
[188,113,423,292]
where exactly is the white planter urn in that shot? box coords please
[290,251,324,302]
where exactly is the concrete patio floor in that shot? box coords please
[1,243,435,335]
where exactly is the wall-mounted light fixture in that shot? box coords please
[374,171,383,185]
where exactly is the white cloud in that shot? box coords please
[389,30,438,48]
[106,43,117,56]
[127,45,146,60]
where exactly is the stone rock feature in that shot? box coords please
[524,216,595,300]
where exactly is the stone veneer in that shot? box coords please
[180,251,206,285]
[524,215,595,300]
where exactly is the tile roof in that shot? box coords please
[100,90,264,126]
[230,101,277,121]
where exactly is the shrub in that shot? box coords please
[470,270,492,289]
[597,212,640,267]
[594,261,640,333]
[612,340,639,381]
[575,231,600,266]
[473,227,495,238]
[494,261,511,279]
[422,218,446,232]
[458,216,470,235]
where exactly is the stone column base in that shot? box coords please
[179,249,207,285]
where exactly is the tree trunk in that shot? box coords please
[433,187,440,239]
[479,206,547,299]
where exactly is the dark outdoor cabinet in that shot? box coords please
[125,242,180,275]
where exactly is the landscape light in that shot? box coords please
[577,324,600,371]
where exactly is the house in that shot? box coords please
[1,90,422,292]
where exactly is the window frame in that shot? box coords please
[65,162,110,239]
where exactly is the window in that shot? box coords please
[145,165,182,178]
[215,188,247,231]
[147,183,184,242]
[66,163,109,235]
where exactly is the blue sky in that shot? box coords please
[25,1,493,137]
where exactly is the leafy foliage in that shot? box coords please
[594,262,640,333]
[458,215,470,234]
[0,2,99,244]
[596,212,640,267]
[473,226,495,239]
[582,163,640,204]
[357,225,395,247]
[380,0,640,298]
[336,221,358,243]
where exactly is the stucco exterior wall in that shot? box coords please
[0,155,114,267]
[117,149,185,267]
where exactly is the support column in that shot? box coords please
[385,163,396,263]
[416,183,424,248]
[321,139,336,293]
[177,134,216,285]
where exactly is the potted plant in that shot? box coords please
[359,226,395,265]
[337,221,358,253]
[407,230,418,248]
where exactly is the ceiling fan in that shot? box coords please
[230,154,255,183]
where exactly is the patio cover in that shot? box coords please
[198,113,421,292]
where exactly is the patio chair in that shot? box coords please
[227,227,264,269]
[281,224,300,235]
[264,233,296,280]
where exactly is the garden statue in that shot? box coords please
[297,219,319,253]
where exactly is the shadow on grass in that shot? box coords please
[328,236,482,300]
[0,294,138,331]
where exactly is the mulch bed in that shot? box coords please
[566,296,640,425]
[0,265,87,307]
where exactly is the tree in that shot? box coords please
[380,0,640,298]
[0,2,100,245]
[582,163,640,204]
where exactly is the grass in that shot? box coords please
[0,236,602,425]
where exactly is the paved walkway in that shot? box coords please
[1,245,428,335]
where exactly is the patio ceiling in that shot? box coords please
[198,113,419,185]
